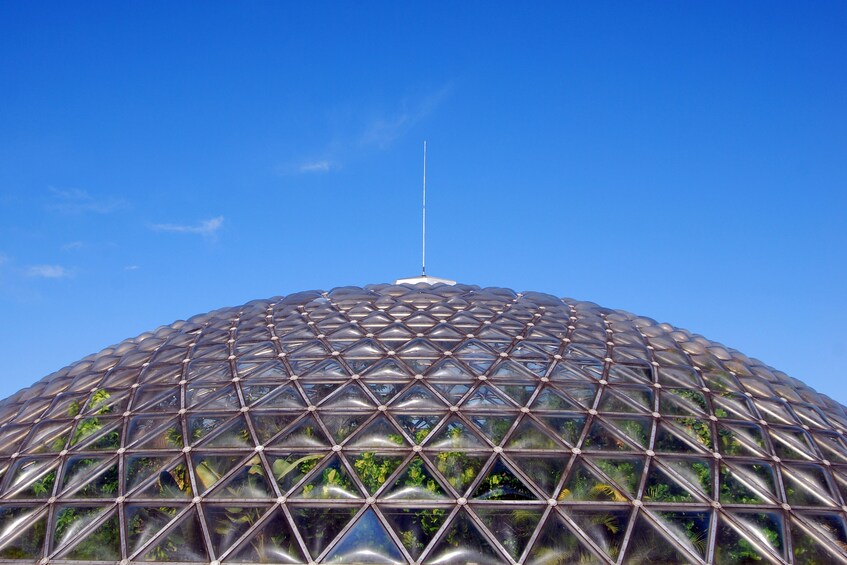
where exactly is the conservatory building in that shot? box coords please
[0,281,845,564]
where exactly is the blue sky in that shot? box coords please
[1,2,845,404]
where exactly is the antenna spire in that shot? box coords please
[421,140,427,276]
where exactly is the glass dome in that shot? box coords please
[0,282,845,564]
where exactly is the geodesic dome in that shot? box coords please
[0,282,846,564]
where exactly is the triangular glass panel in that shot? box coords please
[663,457,713,499]
[654,422,704,455]
[657,366,700,387]
[582,420,636,452]
[643,461,699,503]
[320,383,375,410]
[203,503,270,557]
[187,414,231,446]
[346,452,405,495]
[649,510,711,560]
[250,413,296,444]
[424,508,504,564]
[780,463,836,506]
[390,384,447,410]
[191,453,245,495]
[770,426,817,461]
[475,506,544,561]
[607,364,652,384]
[509,454,569,498]
[301,383,340,405]
[131,385,182,413]
[126,415,182,450]
[289,341,329,360]
[568,507,631,561]
[268,452,325,494]
[51,505,109,553]
[624,512,702,563]
[343,339,386,358]
[207,455,274,499]
[472,457,538,501]
[320,412,373,444]
[301,359,349,380]
[135,456,193,498]
[462,384,513,408]
[495,384,536,406]
[489,360,537,381]
[197,415,253,449]
[225,506,306,563]
[404,312,438,329]
[714,511,785,563]
[124,505,184,558]
[511,342,550,360]
[237,360,289,381]
[269,414,331,449]
[367,382,406,404]
[322,507,405,563]
[597,386,653,414]
[60,511,120,561]
[534,415,586,447]
[719,461,777,504]
[716,422,768,457]
[328,323,366,342]
[398,338,443,358]
[551,382,598,408]
[347,415,409,449]
[394,414,444,446]
[660,388,708,416]
[63,458,120,499]
[362,358,411,381]
[292,454,363,500]
[431,382,471,404]
[505,418,564,450]
[532,386,580,411]
[426,417,488,449]
[0,507,47,559]
[427,322,465,341]
[559,460,627,502]
[125,454,178,494]
[661,417,713,452]
[186,384,239,411]
[588,457,644,498]
[453,340,496,360]
[467,413,519,445]
[377,322,415,341]
[790,512,847,563]
[526,511,599,564]
[382,505,450,559]
[139,507,209,562]
[426,359,475,380]
[549,361,596,382]
[431,452,489,496]
[69,417,123,451]
[383,456,450,500]
[290,505,359,560]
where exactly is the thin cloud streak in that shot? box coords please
[24,265,70,279]
[299,160,335,173]
[151,216,224,236]
[358,84,452,149]
[48,187,127,214]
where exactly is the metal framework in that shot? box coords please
[0,282,845,564]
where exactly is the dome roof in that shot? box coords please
[0,282,845,564]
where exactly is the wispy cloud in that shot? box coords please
[24,264,70,279]
[279,84,452,175]
[61,241,84,251]
[358,85,452,149]
[124,265,141,271]
[151,216,224,236]
[48,187,127,214]
[298,160,335,173]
